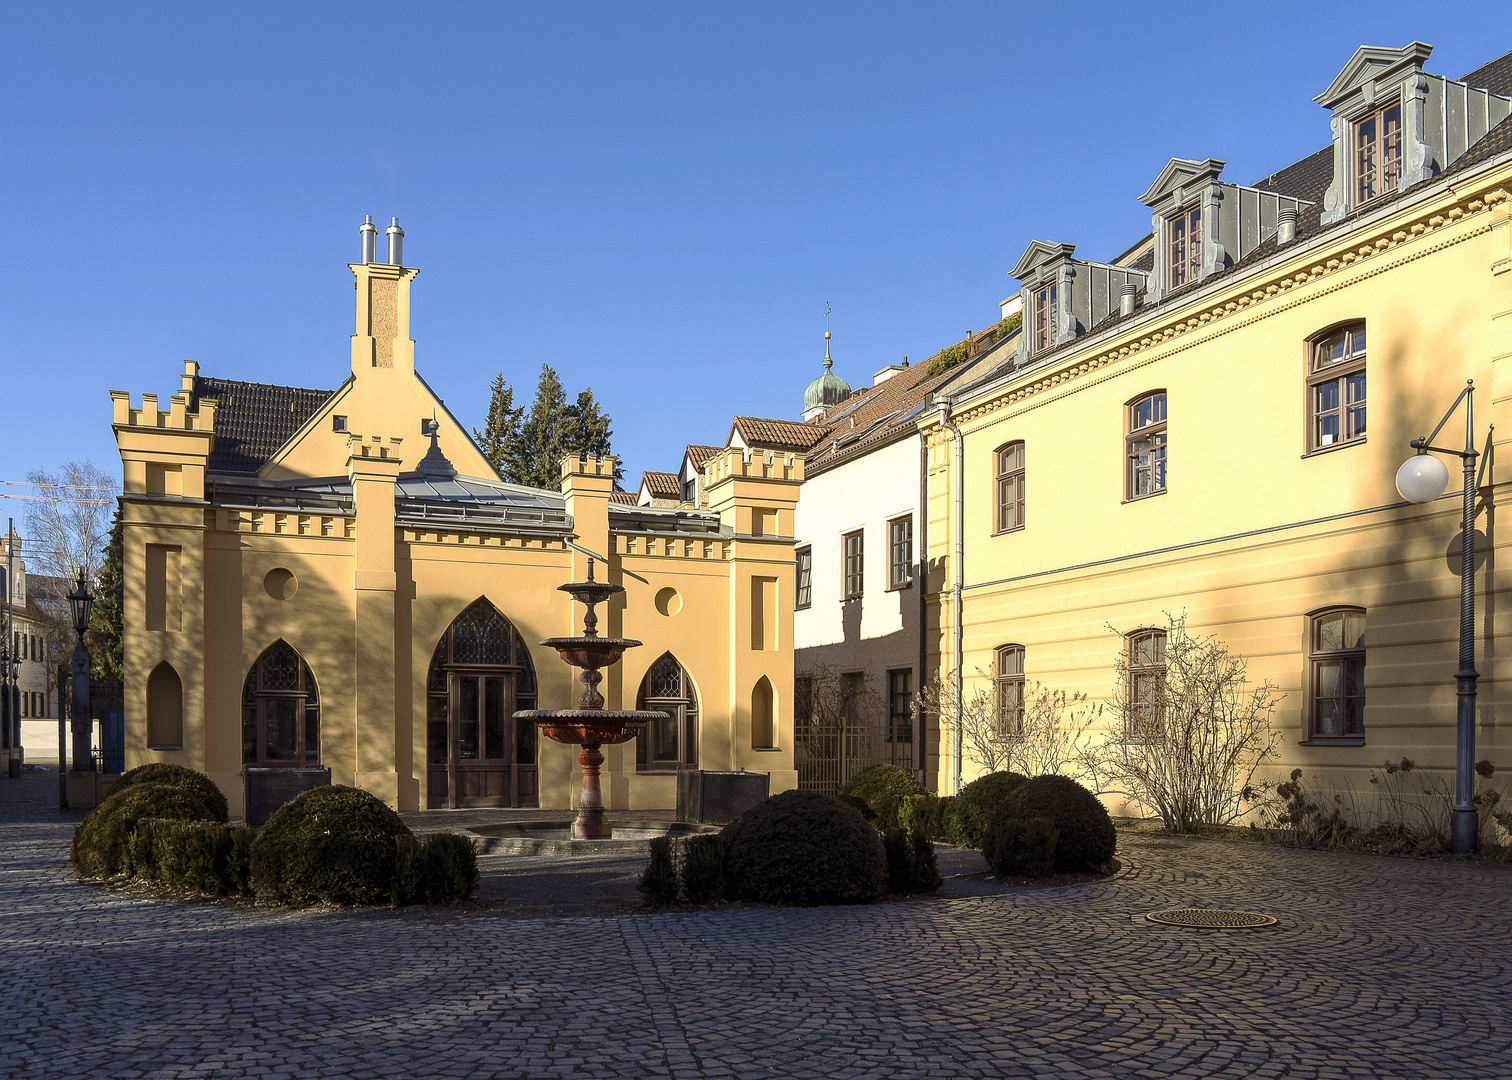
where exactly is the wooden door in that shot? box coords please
[450,672,513,808]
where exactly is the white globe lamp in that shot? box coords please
[1396,452,1450,504]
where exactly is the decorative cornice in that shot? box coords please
[952,181,1510,429]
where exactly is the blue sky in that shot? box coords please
[2,3,1509,502]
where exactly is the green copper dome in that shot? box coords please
[803,328,851,416]
[804,365,852,413]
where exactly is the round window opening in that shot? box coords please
[264,567,298,601]
[655,587,682,617]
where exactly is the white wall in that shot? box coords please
[794,435,920,649]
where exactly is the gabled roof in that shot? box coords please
[609,491,639,504]
[1315,41,1433,108]
[1140,157,1226,207]
[682,444,722,470]
[192,375,338,475]
[1011,241,1077,281]
[638,471,680,498]
[727,415,828,452]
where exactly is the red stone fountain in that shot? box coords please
[514,560,664,839]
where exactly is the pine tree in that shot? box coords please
[472,373,521,476]
[87,513,125,683]
[510,364,572,490]
[565,388,623,487]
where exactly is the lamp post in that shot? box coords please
[0,640,11,779]
[6,649,17,780]
[67,570,94,777]
[1395,379,1485,853]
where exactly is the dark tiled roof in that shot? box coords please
[639,471,680,498]
[729,415,829,451]
[1462,48,1512,95]
[683,444,721,469]
[1448,111,1512,173]
[1252,144,1333,232]
[193,376,336,475]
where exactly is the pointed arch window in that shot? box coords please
[242,640,319,767]
[636,653,698,771]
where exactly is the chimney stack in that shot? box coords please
[386,218,405,266]
[359,216,378,264]
[1277,207,1297,246]
[1120,281,1137,318]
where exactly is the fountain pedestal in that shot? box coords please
[514,560,663,840]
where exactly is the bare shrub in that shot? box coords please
[1082,613,1281,832]
[916,672,1099,782]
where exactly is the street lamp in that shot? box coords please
[0,639,11,779]
[67,570,94,777]
[1395,379,1485,854]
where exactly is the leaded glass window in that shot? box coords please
[636,653,698,771]
[242,640,320,767]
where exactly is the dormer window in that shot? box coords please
[1166,206,1201,291]
[1354,101,1402,205]
[1032,282,1057,354]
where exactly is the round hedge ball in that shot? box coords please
[111,762,229,823]
[249,785,412,906]
[722,789,887,906]
[841,764,925,828]
[70,782,215,878]
[945,771,1028,849]
[998,774,1115,873]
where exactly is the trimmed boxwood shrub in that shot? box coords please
[638,836,678,905]
[71,783,215,879]
[249,785,410,905]
[882,826,944,895]
[128,819,256,895]
[982,815,1059,878]
[422,833,480,904]
[722,789,886,906]
[681,833,725,905]
[945,771,1028,849]
[110,763,229,824]
[997,775,1115,873]
[842,765,926,830]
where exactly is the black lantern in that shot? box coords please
[68,569,93,639]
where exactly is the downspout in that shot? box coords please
[935,402,964,795]
[916,430,928,787]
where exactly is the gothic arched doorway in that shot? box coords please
[425,599,539,809]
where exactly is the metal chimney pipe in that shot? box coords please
[1120,280,1137,317]
[386,217,405,265]
[1277,206,1297,245]
[359,216,378,264]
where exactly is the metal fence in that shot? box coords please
[795,717,913,794]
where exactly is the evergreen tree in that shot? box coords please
[472,373,522,476]
[565,388,623,487]
[510,364,571,490]
[87,512,125,683]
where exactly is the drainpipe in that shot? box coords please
[916,429,929,787]
[936,402,964,795]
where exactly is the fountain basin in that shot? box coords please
[522,709,664,747]
[467,819,720,856]
[538,636,642,669]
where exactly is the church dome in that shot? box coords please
[802,330,851,417]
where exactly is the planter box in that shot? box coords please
[65,771,119,810]
[244,767,331,827]
[677,769,769,824]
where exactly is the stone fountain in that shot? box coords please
[514,560,665,839]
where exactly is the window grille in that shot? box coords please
[995,443,1025,532]
[1032,282,1058,354]
[1354,103,1402,206]
[1166,206,1202,291]
[1126,630,1166,738]
[843,531,864,599]
[888,518,913,589]
[1126,392,1168,499]
[1308,324,1366,451]
[636,653,698,771]
[450,600,513,666]
[1310,609,1366,740]
[994,646,1025,736]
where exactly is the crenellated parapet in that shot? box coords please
[111,360,218,499]
[705,448,804,540]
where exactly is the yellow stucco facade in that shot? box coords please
[926,153,1512,809]
[112,259,799,817]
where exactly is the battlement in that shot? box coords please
[110,388,218,434]
[704,448,805,486]
[346,434,405,461]
[560,453,618,479]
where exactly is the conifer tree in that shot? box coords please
[87,513,125,683]
[510,364,571,490]
[472,373,522,475]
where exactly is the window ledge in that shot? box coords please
[885,582,914,593]
[1121,489,1168,506]
[1302,438,1366,460]
[1297,737,1366,746]
[147,744,183,751]
[993,525,1025,537]
[795,604,811,611]
[751,746,782,752]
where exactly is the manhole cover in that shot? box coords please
[1145,908,1276,928]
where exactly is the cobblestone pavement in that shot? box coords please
[6,768,1512,1080]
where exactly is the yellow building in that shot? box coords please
[925,42,1512,807]
[110,227,799,817]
